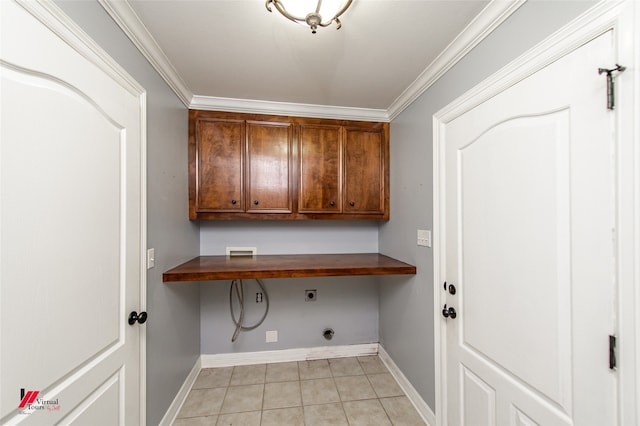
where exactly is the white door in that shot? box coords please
[1,1,145,425]
[440,30,617,425]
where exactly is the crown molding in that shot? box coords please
[99,0,523,121]
[98,0,193,106]
[386,0,526,120]
[190,95,390,122]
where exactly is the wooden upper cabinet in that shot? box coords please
[246,121,293,213]
[344,127,386,216]
[192,117,244,215]
[189,110,389,220]
[299,124,342,213]
[298,124,389,219]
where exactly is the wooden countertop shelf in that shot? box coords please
[163,253,416,282]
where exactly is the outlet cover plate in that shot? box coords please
[266,330,278,343]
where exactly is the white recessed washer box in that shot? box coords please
[226,247,257,257]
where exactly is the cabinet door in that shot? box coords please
[246,121,293,213]
[344,127,386,215]
[299,124,341,213]
[195,118,244,213]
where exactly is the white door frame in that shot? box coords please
[14,1,148,424]
[432,0,639,424]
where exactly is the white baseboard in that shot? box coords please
[158,357,201,426]
[378,345,436,426]
[200,343,379,368]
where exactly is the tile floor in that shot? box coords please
[173,356,426,425]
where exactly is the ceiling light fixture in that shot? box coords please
[265,0,353,34]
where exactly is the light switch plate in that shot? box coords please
[417,230,431,247]
[147,248,155,269]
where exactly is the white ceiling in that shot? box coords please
[102,0,524,120]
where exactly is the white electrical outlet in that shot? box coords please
[417,230,431,247]
[266,330,278,343]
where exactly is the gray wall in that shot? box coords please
[54,2,200,425]
[199,221,381,353]
[378,0,597,412]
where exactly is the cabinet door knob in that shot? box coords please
[231,199,237,205]
[349,201,355,207]
[329,201,335,207]
[254,200,259,205]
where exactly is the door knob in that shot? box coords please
[442,305,457,319]
[443,281,457,295]
[128,311,148,325]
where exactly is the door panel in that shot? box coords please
[460,112,572,413]
[0,1,143,424]
[1,64,124,393]
[462,366,496,426]
[60,372,122,425]
[511,407,538,426]
[442,31,616,425]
